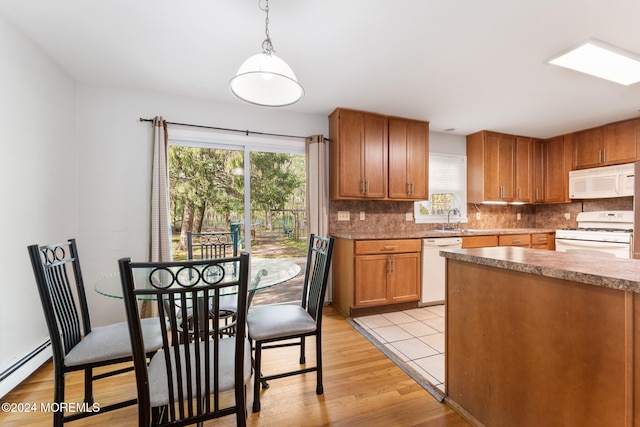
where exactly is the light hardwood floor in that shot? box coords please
[0,306,469,426]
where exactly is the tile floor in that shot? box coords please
[352,305,445,395]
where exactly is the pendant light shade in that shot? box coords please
[230,52,304,107]
[229,0,304,107]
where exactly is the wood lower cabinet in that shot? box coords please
[332,238,421,317]
[531,233,555,250]
[463,233,554,250]
[462,235,498,248]
[498,234,531,247]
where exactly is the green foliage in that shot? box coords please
[169,146,305,232]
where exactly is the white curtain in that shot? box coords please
[150,116,172,263]
[306,135,329,238]
[306,135,331,299]
[143,116,171,318]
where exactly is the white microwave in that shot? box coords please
[569,163,635,199]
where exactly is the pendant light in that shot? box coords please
[229,0,304,107]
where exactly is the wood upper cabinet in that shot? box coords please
[531,139,545,203]
[602,119,639,164]
[329,108,388,199]
[515,137,532,203]
[544,134,572,203]
[388,117,429,200]
[573,118,639,169]
[467,131,515,203]
[573,127,603,169]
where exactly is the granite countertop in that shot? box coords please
[331,228,556,240]
[441,246,640,293]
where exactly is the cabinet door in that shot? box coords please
[389,252,420,303]
[483,133,502,200]
[532,139,545,202]
[362,113,388,198]
[354,255,388,307]
[573,127,603,169]
[603,119,638,165]
[485,133,515,201]
[515,137,532,202]
[388,118,429,200]
[335,109,365,198]
[544,135,568,203]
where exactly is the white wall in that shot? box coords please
[76,83,328,327]
[0,14,77,396]
[430,131,466,155]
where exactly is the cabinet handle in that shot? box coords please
[411,182,414,196]
[512,240,521,244]
[389,257,395,274]
[407,182,411,196]
[599,150,602,163]
[603,148,606,163]
[535,188,539,201]
[365,179,369,194]
[382,245,399,251]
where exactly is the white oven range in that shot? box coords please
[555,211,633,259]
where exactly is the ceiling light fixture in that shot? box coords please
[229,0,304,107]
[546,38,640,86]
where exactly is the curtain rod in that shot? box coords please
[139,117,328,141]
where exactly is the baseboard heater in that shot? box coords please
[0,340,51,383]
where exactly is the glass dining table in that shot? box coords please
[94,256,301,300]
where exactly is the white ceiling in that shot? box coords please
[2,0,640,138]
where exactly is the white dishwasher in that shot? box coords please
[421,237,463,306]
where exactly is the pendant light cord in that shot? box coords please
[260,0,275,54]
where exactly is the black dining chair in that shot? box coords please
[27,239,165,427]
[118,252,251,426]
[187,230,239,260]
[186,230,242,335]
[247,234,334,412]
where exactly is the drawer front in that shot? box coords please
[498,234,531,246]
[462,235,498,248]
[355,239,421,255]
[531,233,551,245]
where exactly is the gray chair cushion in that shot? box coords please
[148,337,252,408]
[247,305,317,341]
[64,317,164,367]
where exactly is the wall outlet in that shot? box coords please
[360,211,366,220]
[337,211,350,221]
[406,212,413,221]
[564,213,571,220]
[476,212,481,220]
[516,213,521,221]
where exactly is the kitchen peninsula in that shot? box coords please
[442,246,640,427]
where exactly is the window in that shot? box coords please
[414,153,467,224]
[167,127,306,256]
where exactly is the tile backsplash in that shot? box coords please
[329,197,633,235]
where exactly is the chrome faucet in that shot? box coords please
[443,208,461,230]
